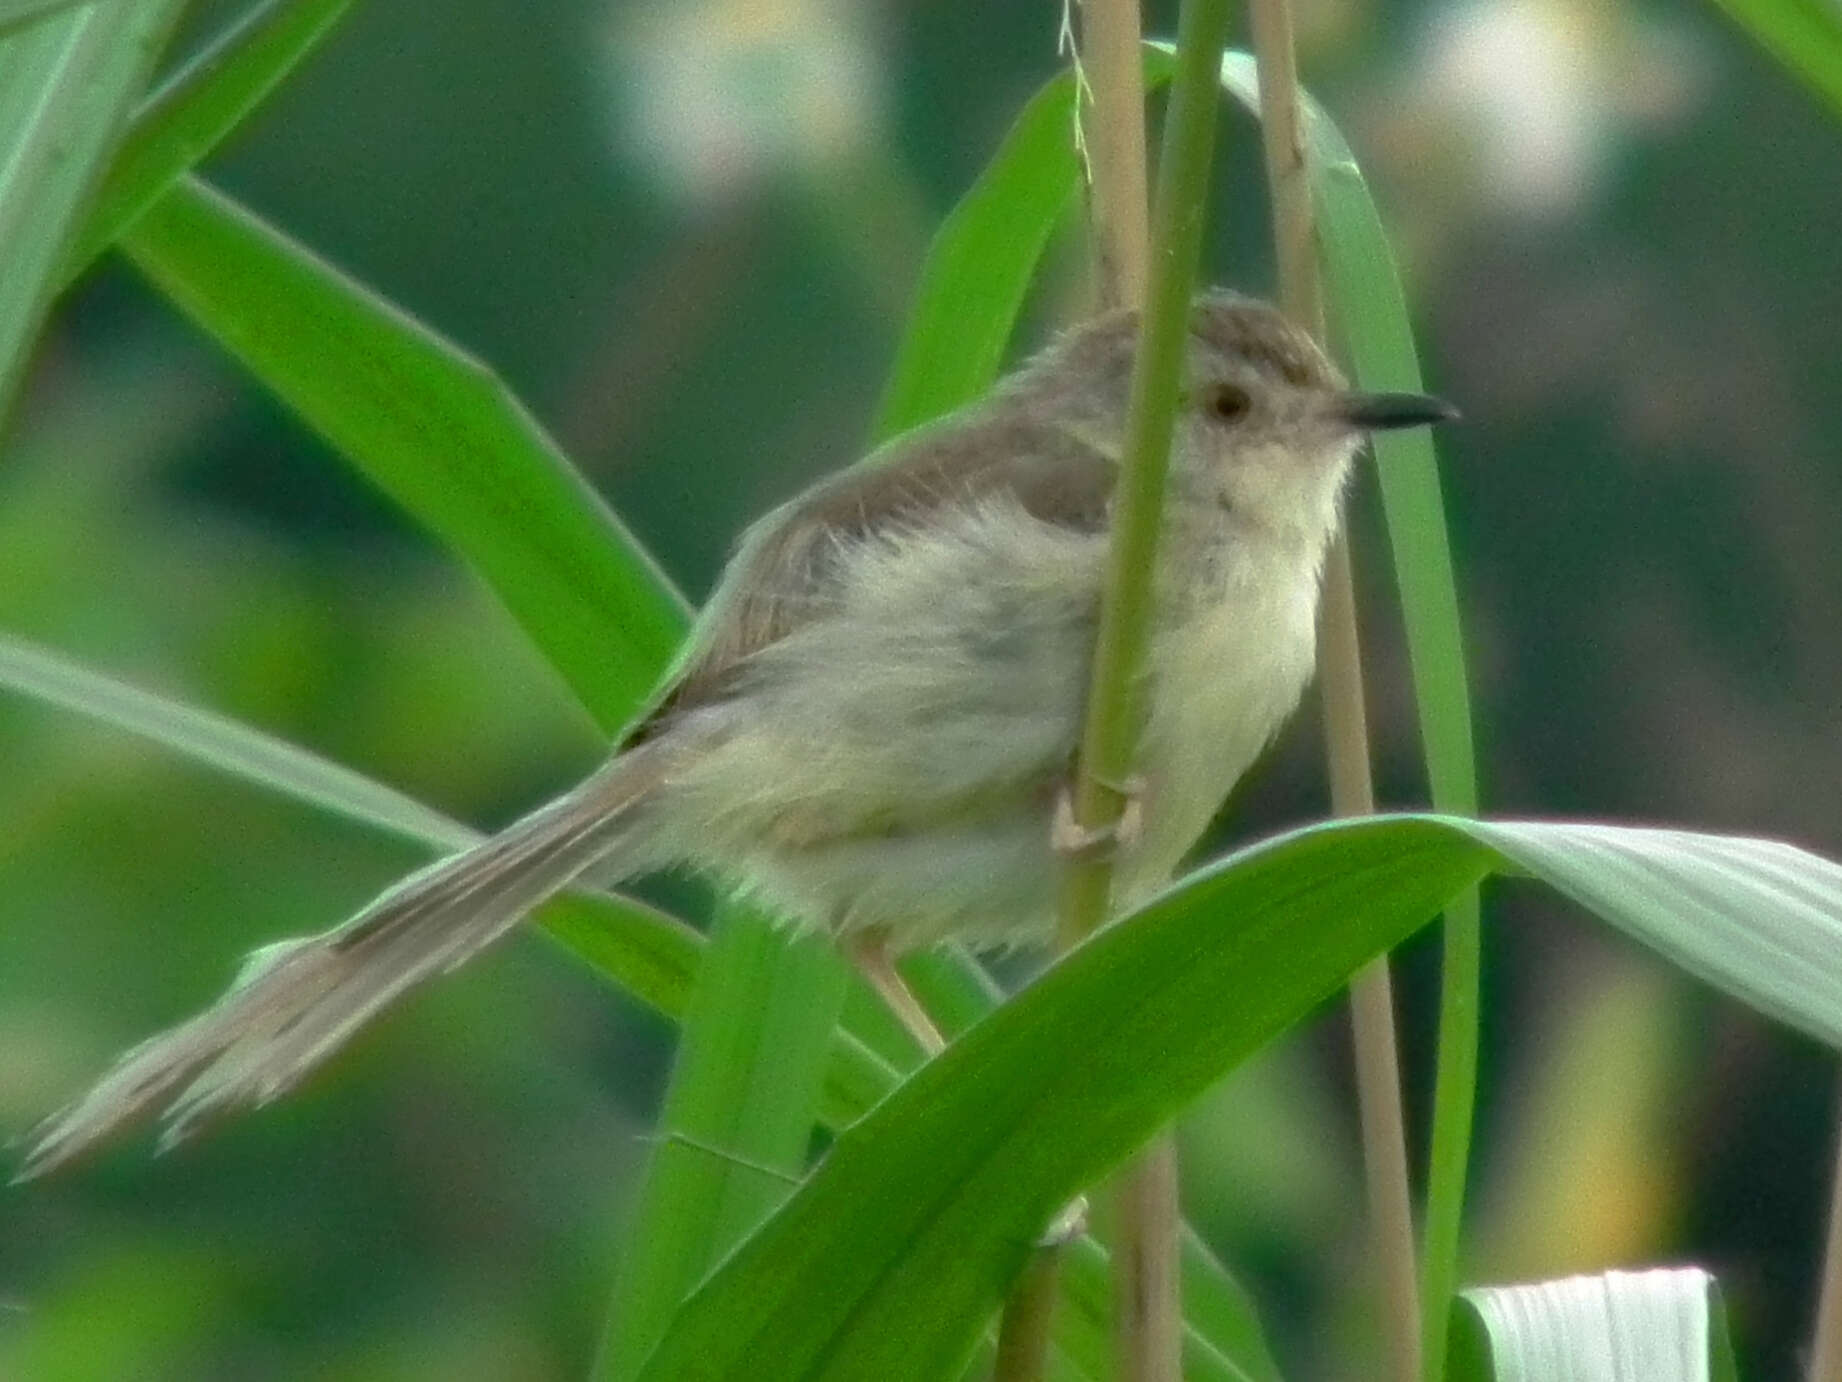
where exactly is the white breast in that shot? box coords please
[1128,540,1323,896]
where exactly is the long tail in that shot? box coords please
[16,740,674,1180]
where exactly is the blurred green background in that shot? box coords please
[3,0,1841,1376]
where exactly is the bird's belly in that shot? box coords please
[1125,577,1319,897]
[652,528,1319,948]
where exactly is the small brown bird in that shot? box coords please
[19,290,1452,1178]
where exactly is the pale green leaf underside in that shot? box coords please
[0,0,183,419]
[1451,1268,1737,1382]
[60,0,359,283]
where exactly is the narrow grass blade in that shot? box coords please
[870,69,1082,438]
[0,627,706,1029]
[597,907,845,1382]
[60,0,358,284]
[871,49,1181,438]
[1449,1268,1737,1382]
[0,0,184,422]
[1704,0,1842,121]
[0,628,471,852]
[1216,47,1485,1377]
[636,814,1842,1380]
[120,175,689,734]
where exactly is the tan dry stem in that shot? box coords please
[1248,1,1423,1379]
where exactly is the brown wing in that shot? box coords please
[628,408,1116,742]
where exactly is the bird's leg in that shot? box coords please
[848,931,945,1056]
[1050,773,1147,859]
[853,933,1084,1244]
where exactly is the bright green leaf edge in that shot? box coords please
[1705,0,1842,122]
[0,0,91,35]
[637,815,1842,1380]
[871,63,1085,439]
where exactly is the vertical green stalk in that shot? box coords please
[1077,4,1179,1381]
[1244,2,1422,1380]
[995,1,1153,1374]
[1055,0,1234,950]
[1053,4,1233,1379]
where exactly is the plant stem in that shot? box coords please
[1246,2,1422,1379]
[994,1,1157,1376]
[1080,0,1150,310]
[1056,0,1232,956]
[1080,5,1179,1382]
[993,1245,1065,1380]
[1807,1097,1842,1382]
[1112,1136,1184,1382]
[1047,4,1231,1382]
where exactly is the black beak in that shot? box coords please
[1336,391,1460,430]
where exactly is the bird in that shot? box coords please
[16,289,1454,1178]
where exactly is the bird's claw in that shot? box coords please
[1050,776,1146,860]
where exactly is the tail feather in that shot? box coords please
[16,743,669,1180]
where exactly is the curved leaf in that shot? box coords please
[1450,1268,1736,1382]
[60,0,358,284]
[1215,49,1484,1374]
[872,46,1174,439]
[120,176,689,734]
[637,815,1842,1380]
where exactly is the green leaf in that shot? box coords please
[1449,1268,1736,1382]
[0,628,471,853]
[1058,1233,1283,1382]
[637,815,1842,1380]
[120,175,690,734]
[1214,49,1485,1379]
[60,0,358,283]
[0,0,184,422]
[0,0,89,33]
[1704,0,1842,121]
[596,910,846,1381]
[870,65,1089,438]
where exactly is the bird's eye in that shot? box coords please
[1206,383,1251,422]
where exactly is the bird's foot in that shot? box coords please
[1050,775,1146,860]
